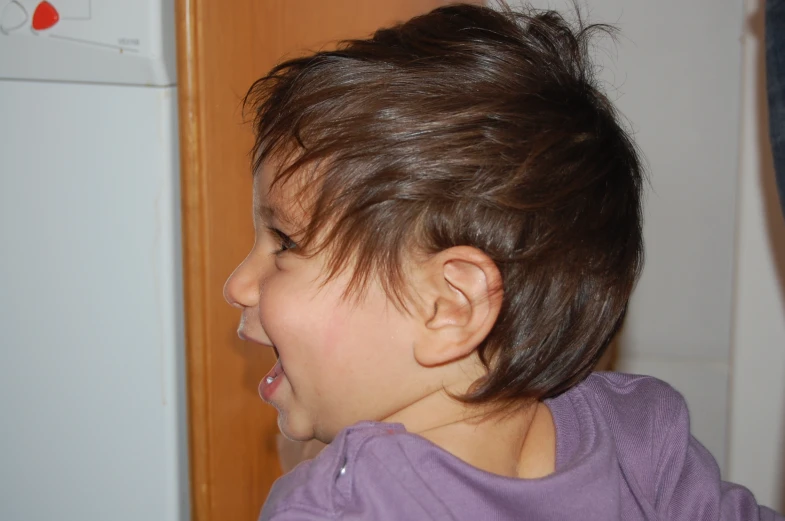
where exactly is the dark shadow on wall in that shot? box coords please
[748,2,785,513]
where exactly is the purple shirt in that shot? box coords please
[260,372,783,520]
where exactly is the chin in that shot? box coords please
[279,414,345,445]
[277,412,316,442]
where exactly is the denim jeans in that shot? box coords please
[766,0,785,218]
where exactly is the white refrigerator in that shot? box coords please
[0,1,189,520]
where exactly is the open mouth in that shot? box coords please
[259,347,285,402]
[264,359,284,384]
[267,344,283,384]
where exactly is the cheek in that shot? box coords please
[258,271,345,356]
[257,274,304,343]
[321,305,349,354]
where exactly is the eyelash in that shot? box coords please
[267,227,297,254]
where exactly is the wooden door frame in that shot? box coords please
[175,0,210,517]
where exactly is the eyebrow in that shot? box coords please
[257,204,276,221]
[257,203,299,229]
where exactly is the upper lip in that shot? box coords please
[238,329,278,359]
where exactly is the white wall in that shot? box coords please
[511,0,745,474]
[728,0,785,510]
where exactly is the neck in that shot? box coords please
[382,372,556,479]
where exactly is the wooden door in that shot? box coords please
[174,2,469,519]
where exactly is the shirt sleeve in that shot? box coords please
[656,401,784,521]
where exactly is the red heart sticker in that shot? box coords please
[32,1,59,31]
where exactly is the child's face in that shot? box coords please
[223,161,425,442]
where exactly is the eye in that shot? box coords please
[267,227,297,254]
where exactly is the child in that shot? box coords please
[224,3,784,520]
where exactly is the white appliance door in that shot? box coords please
[0,80,188,521]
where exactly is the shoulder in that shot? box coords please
[557,371,690,453]
[575,371,689,423]
[574,371,691,454]
[567,374,785,520]
[259,422,411,521]
[562,372,692,506]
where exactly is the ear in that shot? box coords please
[413,246,503,367]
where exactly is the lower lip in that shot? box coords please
[258,360,284,402]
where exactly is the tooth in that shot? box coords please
[266,376,274,384]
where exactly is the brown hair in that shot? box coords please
[244,3,644,403]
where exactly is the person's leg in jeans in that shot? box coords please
[766,0,785,218]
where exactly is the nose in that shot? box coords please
[223,253,261,309]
